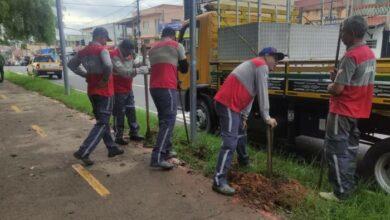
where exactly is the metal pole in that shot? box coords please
[217,0,221,28]
[136,0,151,140]
[189,0,197,142]
[56,0,70,95]
[329,0,334,24]
[113,23,117,46]
[236,0,239,25]
[258,0,262,22]
[286,0,291,23]
[248,1,251,23]
[320,0,324,25]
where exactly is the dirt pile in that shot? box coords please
[229,171,308,211]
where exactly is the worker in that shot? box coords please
[110,39,149,145]
[320,16,375,201]
[68,27,124,166]
[148,27,189,170]
[0,53,4,83]
[212,47,283,196]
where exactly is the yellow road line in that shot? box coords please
[72,164,110,197]
[0,94,7,99]
[11,105,22,113]
[31,125,47,138]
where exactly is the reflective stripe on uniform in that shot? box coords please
[215,149,230,186]
[333,154,344,193]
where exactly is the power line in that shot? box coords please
[81,2,137,27]
[63,2,133,8]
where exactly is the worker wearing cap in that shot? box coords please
[212,47,284,196]
[110,39,149,145]
[68,27,124,166]
[320,16,376,201]
[148,27,189,170]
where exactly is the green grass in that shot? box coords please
[5,71,390,220]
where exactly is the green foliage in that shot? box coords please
[0,0,56,44]
[5,71,390,220]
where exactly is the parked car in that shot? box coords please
[27,55,62,79]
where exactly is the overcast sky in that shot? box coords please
[62,0,182,34]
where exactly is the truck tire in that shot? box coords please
[56,71,62,79]
[196,95,217,134]
[361,138,390,194]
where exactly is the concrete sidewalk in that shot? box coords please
[0,81,261,220]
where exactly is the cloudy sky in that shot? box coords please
[62,0,182,34]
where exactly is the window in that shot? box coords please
[34,56,54,62]
[143,21,150,34]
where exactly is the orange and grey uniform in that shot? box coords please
[68,41,116,157]
[213,57,270,186]
[148,39,187,163]
[110,48,140,139]
[325,43,376,199]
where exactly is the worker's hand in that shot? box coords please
[136,66,150,75]
[96,79,108,89]
[330,69,343,82]
[242,119,248,130]
[265,118,278,128]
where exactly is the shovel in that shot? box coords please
[266,125,274,176]
[141,45,152,147]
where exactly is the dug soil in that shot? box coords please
[229,171,308,212]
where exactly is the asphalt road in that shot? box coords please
[5,66,189,123]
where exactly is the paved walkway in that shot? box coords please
[0,81,262,220]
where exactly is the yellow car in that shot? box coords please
[27,55,63,79]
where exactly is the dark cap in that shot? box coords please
[92,27,112,42]
[259,47,285,61]
[161,27,176,38]
[119,39,135,51]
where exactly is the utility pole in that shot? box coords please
[55,0,70,95]
[189,0,197,142]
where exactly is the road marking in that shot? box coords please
[31,125,47,138]
[72,164,110,197]
[11,105,22,113]
[0,94,7,99]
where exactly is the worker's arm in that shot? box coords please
[328,56,356,96]
[112,57,135,78]
[177,43,189,73]
[67,54,87,78]
[100,49,113,82]
[112,57,149,78]
[255,66,271,122]
[327,82,345,96]
[241,100,254,120]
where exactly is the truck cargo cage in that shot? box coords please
[218,22,346,60]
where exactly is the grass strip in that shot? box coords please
[5,71,390,219]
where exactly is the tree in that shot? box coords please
[0,0,56,44]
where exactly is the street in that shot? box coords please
[5,66,189,123]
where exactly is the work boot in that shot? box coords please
[319,192,341,202]
[108,146,124,158]
[129,134,144,142]
[73,151,94,166]
[212,183,235,196]
[150,160,175,170]
[166,150,178,159]
[115,138,129,145]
